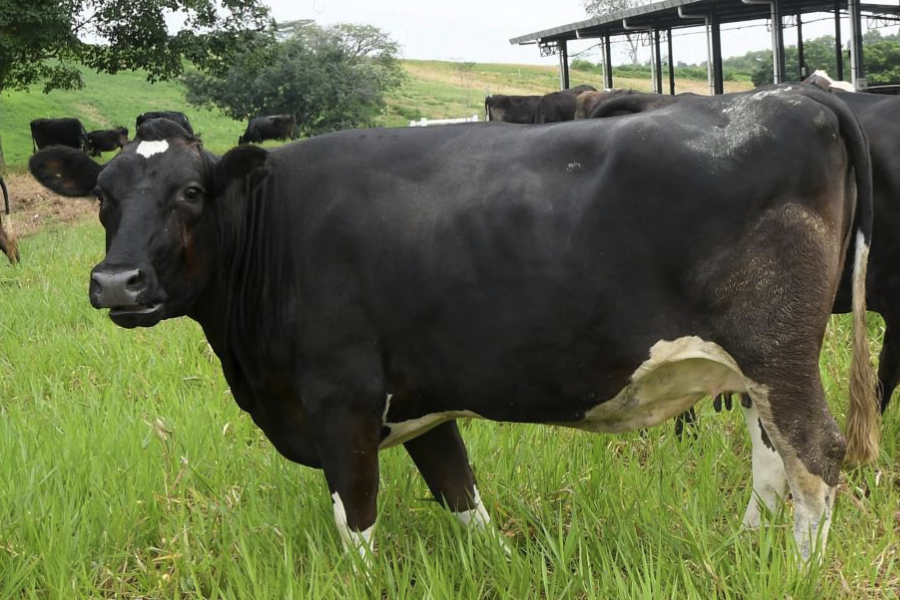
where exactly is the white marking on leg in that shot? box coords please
[135,140,169,158]
[453,486,511,555]
[453,486,491,528]
[741,399,788,529]
[785,459,835,563]
[332,492,375,562]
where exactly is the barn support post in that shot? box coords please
[667,28,676,95]
[742,0,785,84]
[835,2,845,80]
[773,1,786,83]
[653,27,664,94]
[848,0,866,89]
[558,39,570,90]
[797,13,806,79]
[710,8,724,94]
[603,33,614,89]
[678,7,713,95]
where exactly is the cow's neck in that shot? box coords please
[192,175,300,401]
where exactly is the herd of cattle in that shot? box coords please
[27,111,297,156]
[6,78,897,569]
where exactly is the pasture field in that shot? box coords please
[0,60,755,169]
[0,221,898,598]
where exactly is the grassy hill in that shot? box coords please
[0,60,754,171]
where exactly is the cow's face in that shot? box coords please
[29,131,269,328]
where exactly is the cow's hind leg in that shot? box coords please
[403,421,508,549]
[877,311,900,413]
[749,376,845,562]
[740,395,788,529]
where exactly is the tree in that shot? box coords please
[744,33,898,87]
[182,23,405,137]
[583,0,653,65]
[0,0,271,168]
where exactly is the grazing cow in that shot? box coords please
[30,118,87,153]
[484,94,541,123]
[238,114,296,145]
[533,84,598,123]
[0,176,18,264]
[30,87,877,567]
[135,111,194,135]
[86,127,129,156]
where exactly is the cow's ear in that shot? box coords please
[215,145,270,193]
[29,147,103,198]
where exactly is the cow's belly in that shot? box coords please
[561,337,751,433]
[380,336,755,448]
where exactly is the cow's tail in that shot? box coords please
[0,176,19,264]
[804,86,878,465]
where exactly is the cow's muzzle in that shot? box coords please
[89,264,163,327]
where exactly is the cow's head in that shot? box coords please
[115,126,130,147]
[29,119,269,328]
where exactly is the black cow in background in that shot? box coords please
[238,114,296,145]
[86,127,129,156]
[135,111,194,135]
[533,84,598,123]
[484,94,542,123]
[30,118,88,153]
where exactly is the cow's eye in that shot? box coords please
[183,186,203,202]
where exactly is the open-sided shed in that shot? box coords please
[510,0,900,94]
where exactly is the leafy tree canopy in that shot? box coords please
[0,0,270,167]
[182,22,405,137]
[0,0,271,94]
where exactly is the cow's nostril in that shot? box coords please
[126,270,145,291]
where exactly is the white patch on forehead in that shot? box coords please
[136,140,169,158]
[563,336,766,434]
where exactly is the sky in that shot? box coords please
[263,0,898,67]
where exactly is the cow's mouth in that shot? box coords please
[108,302,164,328]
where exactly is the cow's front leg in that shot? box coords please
[309,395,383,565]
[404,421,508,551]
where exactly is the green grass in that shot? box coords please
[0,222,898,598]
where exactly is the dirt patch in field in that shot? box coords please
[1,172,97,240]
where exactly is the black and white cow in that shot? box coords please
[86,127,130,156]
[30,118,88,153]
[238,114,296,145]
[135,111,194,135]
[533,84,598,123]
[484,94,541,123]
[29,86,877,566]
